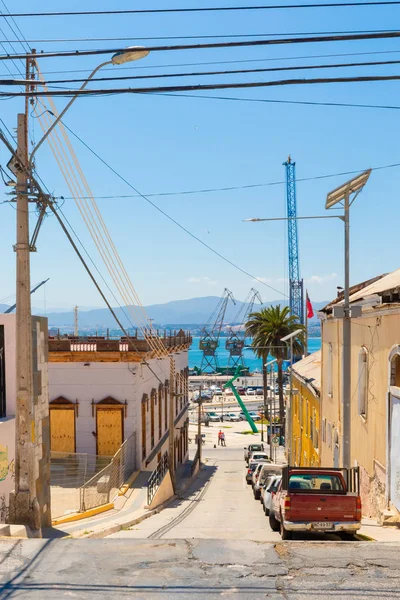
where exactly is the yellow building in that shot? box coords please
[319,268,400,519]
[290,350,321,468]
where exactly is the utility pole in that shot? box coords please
[9,109,40,530]
[74,305,79,337]
[342,193,351,470]
[197,384,203,465]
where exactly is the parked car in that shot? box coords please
[239,411,260,422]
[245,461,267,485]
[253,464,276,499]
[251,462,267,490]
[206,411,221,423]
[213,387,223,396]
[269,466,362,540]
[262,475,282,515]
[255,387,264,395]
[249,452,270,466]
[246,388,256,396]
[244,443,265,463]
[225,388,233,396]
[193,389,214,402]
[223,412,241,422]
[237,386,246,395]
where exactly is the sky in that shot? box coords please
[0,1,400,312]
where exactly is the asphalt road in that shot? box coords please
[109,448,359,542]
[1,537,399,599]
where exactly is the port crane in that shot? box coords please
[226,288,262,369]
[284,156,304,324]
[199,288,235,373]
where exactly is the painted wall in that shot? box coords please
[0,314,17,417]
[0,417,15,522]
[320,306,400,517]
[48,350,189,472]
[291,377,320,467]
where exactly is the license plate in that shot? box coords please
[313,522,334,530]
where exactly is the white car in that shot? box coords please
[262,475,282,516]
[246,388,256,396]
[213,387,223,396]
[249,451,270,465]
[223,412,240,422]
[206,411,221,423]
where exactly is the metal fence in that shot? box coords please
[80,432,137,512]
[147,452,169,506]
[50,433,137,518]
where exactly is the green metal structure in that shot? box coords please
[223,366,258,434]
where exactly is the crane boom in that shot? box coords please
[4,278,50,314]
[284,156,304,324]
[226,288,262,370]
[199,288,235,373]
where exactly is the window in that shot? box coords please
[358,347,368,420]
[327,422,332,449]
[150,393,155,449]
[306,401,309,437]
[158,387,163,440]
[141,400,147,460]
[322,418,327,444]
[327,343,333,397]
[164,385,168,432]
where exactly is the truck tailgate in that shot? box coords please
[289,494,358,522]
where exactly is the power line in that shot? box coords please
[4,73,400,98]
[1,30,400,62]
[31,58,400,86]
[58,161,400,201]
[0,29,394,44]
[156,90,400,111]
[57,117,288,298]
[2,2,400,17]
[1,48,398,78]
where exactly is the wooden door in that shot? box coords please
[96,408,123,456]
[50,408,75,453]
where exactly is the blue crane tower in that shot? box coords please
[284,156,304,324]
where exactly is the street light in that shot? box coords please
[325,169,371,469]
[29,46,150,165]
[281,328,304,466]
[10,46,150,531]
[265,358,278,459]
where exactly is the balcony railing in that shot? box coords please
[49,331,192,354]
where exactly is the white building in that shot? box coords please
[48,331,191,472]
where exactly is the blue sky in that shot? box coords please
[0,1,400,311]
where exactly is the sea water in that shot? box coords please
[189,337,321,372]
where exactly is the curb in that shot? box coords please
[81,464,202,539]
[52,502,114,526]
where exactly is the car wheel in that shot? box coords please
[280,516,292,540]
[254,490,260,500]
[269,511,280,532]
[264,506,270,517]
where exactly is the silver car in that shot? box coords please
[262,475,282,516]
[253,464,274,499]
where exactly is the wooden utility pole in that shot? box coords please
[9,56,41,532]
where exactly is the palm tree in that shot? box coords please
[245,305,305,438]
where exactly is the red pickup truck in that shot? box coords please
[269,466,361,540]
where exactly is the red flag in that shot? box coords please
[306,293,314,319]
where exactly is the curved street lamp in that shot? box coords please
[29,45,150,166]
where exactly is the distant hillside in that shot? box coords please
[0,296,328,329]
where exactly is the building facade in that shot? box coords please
[0,314,51,526]
[319,269,400,519]
[290,350,321,468]
[48,331,192,472]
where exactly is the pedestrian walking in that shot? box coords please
[218,430,222,446]
[221,431,226,447]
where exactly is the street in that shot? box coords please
[109,447,360,542]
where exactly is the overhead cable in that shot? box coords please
[59,118,288,299]
[1,30,400,61]
[29,58,400,86]
[4,73,400,98]
[2,2,400,17]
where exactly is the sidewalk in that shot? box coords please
[359,517,400,542]
[43,461,197,540]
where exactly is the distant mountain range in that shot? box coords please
[1,296,328,329]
